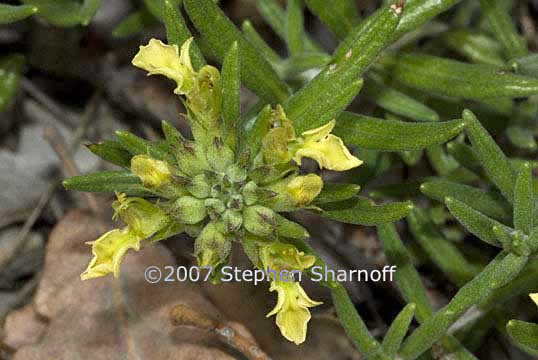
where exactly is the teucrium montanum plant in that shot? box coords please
[72,37,362,345]
[54,0,538,356]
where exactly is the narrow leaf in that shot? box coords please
[86,140,133,168]
[394,0,460,40]
[408,209,476,286]
[286,0,304,55]
[275,213,309,239]
[63,171,149,194]
[441,30,504,66]
[21,0,82,27]
[242,104,271,156]
[382,303,416,357]
[115,131,169,161]
[514,163,533,233]
[184,0,290,103]
[421,179,512,223]
[80,0,101,25]
[506,126,537,151]
[478,0,527,59]
[0,4,37,25]
[241,20,281,65]
[304,0,359,39]
[112,9,155,38]
[285,3,403,132]
[320,197,414,225]
[512,54,538,78]
[0,54,25,112]
[313,183,361,205]
[463,109,517,201]
[333,112,466,151]
[364,77,440,122]
[163,0,206,69]
[380,53,538,100]
[222,42,240,150]
[507,320,538,356]
[444,197,506,248]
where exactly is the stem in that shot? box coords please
[398,251,528,359]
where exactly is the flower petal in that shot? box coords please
[294,134,362,171]
[80,228,141,280]
[530,293,538,306]
[286,174,323,206]
[301,119,335,142]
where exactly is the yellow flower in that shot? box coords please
[266,281,322,345]
[132,38,195,95]
[112,194,170,238]
[286,174,323,206]
[293,120,362,171]
[131,155,172,187]
[260,242,316,272]
[80,228,141,280]
[530,293,538,305]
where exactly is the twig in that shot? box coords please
[21,78,78,128]
[170,304,271,360]
[43,126,100,213]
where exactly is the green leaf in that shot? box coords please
[280,52,331,78]
[506,126,537,151]
[441,30,504,66]
[286,0,305,56]
[115,131,169,161]
[364,76,440,122]
[79,0,101,25]
[21,0,82,27]
[333,112,466,151]
[163,0,206,70]
[304,0,359,39]
[382,303,416,357]
[313,183,361,205]
[320,197,413,225]
[408,209,476,286]
[394,0,461,40]
[478,0,527,59]
[254,0,321,53]
[241,20,281,65]
[399,252,528,360]
[512,54,538,78]
[0,4,37,25]
[222,42,240,150]
[463,110,517,201]
[444,197,506,248]
[377,223,432,322]
[143,0,166,19]
[507,320,538,356]
[242,104,271,156]
[184,0,290,104]
[86,140,133,168]
[331,284,388,359]
[285,4,403,132]
[0,54,24,112]
[274,213,309,239]
[380,53,538,100]
[425,145,459,176]
[112,9,155,38]
[63,171,149,194]
[421,179,512,223]
[514,163,533,233]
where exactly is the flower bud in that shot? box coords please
[187,174,211,198]
[131,155,171,188]
[226,164,247,183]
[206,137,235,173]
[243,205,276,237]
[222,209,243,233]
[195,222,230,268]
[242,181,259,206]
[173,196,207,224]
[112,194,170,239]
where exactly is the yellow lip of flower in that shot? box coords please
[80,227,141,280]
[286,174,323,206]
[292,120,362,171]
[266,281,322,345]
[530,293,538,305]
[132,38,195,95]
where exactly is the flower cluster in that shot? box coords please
[79,38,362,344]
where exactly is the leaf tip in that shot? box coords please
[444,197,454,205]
